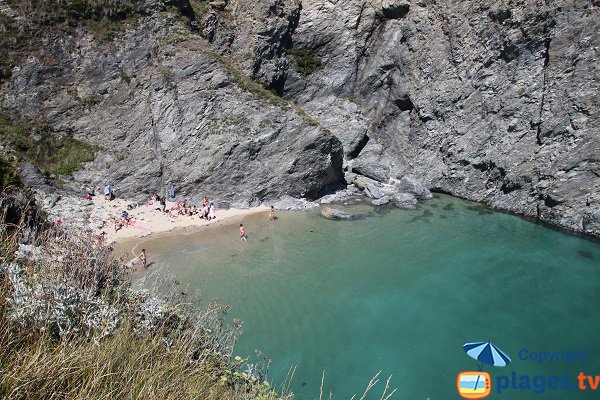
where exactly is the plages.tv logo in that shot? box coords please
[457,341,511,399]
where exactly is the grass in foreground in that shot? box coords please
[0,191,286,400]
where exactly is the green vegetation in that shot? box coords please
[0,194,287,400]
[82,94,103,109]
[0,13,20,79]
[119,65,131,84]
[0,1,145,76]
[9,0,146,25]
[189,0,211,19]
[259,119,275,129]
[0,114,96,176]
[286,49,322,76]
[0,157,21,190]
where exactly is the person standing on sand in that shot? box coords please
[138,249,147,268]
[240,224,247,241]
[269,206,276,221]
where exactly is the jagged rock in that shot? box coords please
[321,207,353,220]
[396,175,433,200]
[270,195,319,211]
[351,160,390,183]
[364,184,385,199]
[392,193,418,209]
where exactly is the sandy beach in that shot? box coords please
[88,195,269,245]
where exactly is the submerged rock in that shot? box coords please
[392,193,418,209]
[321,207,353,220]
[371,196,391,206]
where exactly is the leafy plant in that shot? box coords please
[119,65,131,84]
[0,114,97,176]
[0,157,21,190]
[287,49,322,76]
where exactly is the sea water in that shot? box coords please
[136,194,600,399]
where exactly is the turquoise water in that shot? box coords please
[139,194,600,399]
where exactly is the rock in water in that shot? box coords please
[392,193,418,209]
[321,207,353,220]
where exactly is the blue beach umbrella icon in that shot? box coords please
[463,341,511,370]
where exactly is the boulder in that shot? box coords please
[351,161,390,183]
[364,184,386,199]
[396,176,433,200]
[270,195,319,211]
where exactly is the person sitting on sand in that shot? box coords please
[138,249,147,268]
[112,217,123,232]
[94,231,106,244]
[269,206,276,221]
[240,224,247,241]
[209,203,216,220]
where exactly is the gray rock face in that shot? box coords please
[280,0,599,237]
[1,12,344,207]
[18,163,54,193]
[1,0,598,238]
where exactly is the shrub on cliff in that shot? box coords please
[0,192,285,399]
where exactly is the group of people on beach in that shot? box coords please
[112,210,133,232]
[147,194,217,220]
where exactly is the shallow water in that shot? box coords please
[138,194,600,399]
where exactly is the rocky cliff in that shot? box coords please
[0,1,343,206]
[202,0,599,236]
[1,0,598,236]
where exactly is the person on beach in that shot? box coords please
[240,224,247,241]
[104,184,111,200]
[169,184,175,199]
[138,249,147,268]
[208,203,216,220]
[113,217,123,232]
[269,206,276,221]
